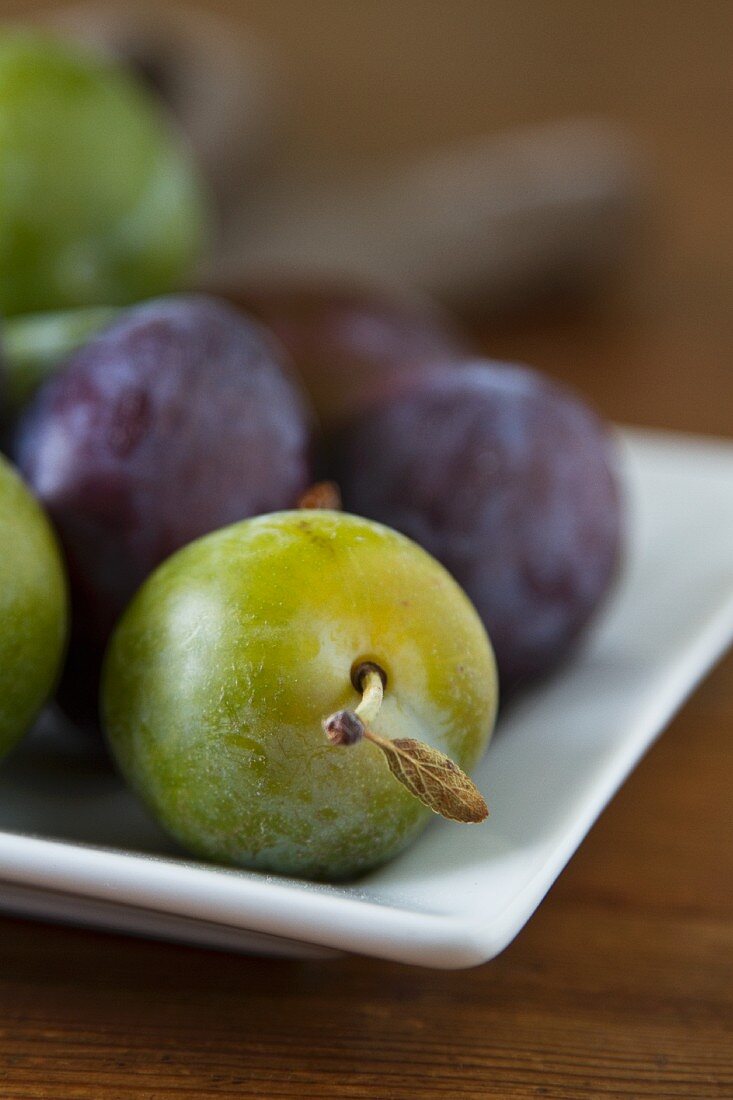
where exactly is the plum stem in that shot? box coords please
[322,662,489,823]
[322,662,385,746]
[354,665,384,725]
[297,481,342,510]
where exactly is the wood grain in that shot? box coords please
[1,3,732,1097]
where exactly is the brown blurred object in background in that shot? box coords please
[32,1,645,315]
[214,118,644,316]
[15,0,728,428]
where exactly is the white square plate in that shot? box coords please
[1,428,732,968]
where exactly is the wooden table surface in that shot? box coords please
[2,4,732,1097]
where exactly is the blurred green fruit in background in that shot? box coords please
[0,31,207,317]
[1,305,117,415]
[0,456,67,759]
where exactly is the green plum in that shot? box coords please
[0,455,67,758]
[0,31,207,317]
[1,306,117,417]
[102,511,497,880]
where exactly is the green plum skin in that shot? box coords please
[0,456,67,758]
[1,306,117,415]
[102,511,498,880]
[0,32,206,317]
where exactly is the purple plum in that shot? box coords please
[330,361,623,690]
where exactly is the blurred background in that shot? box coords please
[2,0,732,433]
